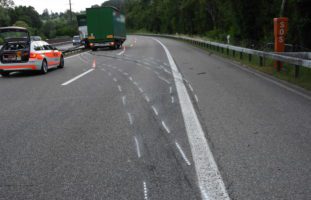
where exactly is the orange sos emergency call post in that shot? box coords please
[274,17,288,70]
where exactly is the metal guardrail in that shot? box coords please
[140,34,311,78]
[62,45,85,56]
[280,52,311,60]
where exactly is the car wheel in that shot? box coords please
[0,71,10,77]
[40,60,48,74]
[92,47,97,51]
[58,56,64,68]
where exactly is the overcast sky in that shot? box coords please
[14,0,108,14]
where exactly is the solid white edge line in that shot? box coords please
[134,136,141,158]
[175,141,192,166]
[153,38,230,200]
[61,69,94,86]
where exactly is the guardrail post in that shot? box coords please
[233,50,236,58]
[221,47,224,54]
[240,52,243,60]
[227,48,229,56]
[295,65,300,78]
[248,54,252,62]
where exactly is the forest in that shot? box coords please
[123,0,311,50]
[0,0,310,50]
[0,0,78,39]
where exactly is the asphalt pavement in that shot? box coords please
[0,36,310,200]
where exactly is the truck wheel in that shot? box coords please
[0,72,10,77]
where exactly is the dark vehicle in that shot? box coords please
[72,35,81,46]
[86,7,126,51]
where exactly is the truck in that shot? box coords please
[77,6,126,51]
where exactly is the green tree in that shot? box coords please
[0,0,14,7]
[13,20,30,28]
[0,6,11,26]
[9,6,42,29]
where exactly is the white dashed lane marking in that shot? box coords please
[61,69,94,86]
[122,96,126,106]
[161,121,170,134]
[127,112,133,125]
[171,96,175,104]
[151,106,159,116]
[143,181,148,200]
[118,85,122,92]
[175,141,191,166]
[195,94,199,103]
[138,87,144,93]
[144,95,150,102]
[134,136,141,158]
[188,83,194,92]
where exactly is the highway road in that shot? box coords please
[0,36,310,200]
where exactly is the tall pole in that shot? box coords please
[280,0,286,17]
[69,0,72,21]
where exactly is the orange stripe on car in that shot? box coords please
[0,65,37,70]
[44,52,55,58]
[30,52,44,60]
[48,61,59,66]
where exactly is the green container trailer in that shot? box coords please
[86,7,126,51]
